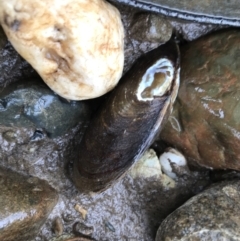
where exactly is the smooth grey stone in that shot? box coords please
[0,78,91,138]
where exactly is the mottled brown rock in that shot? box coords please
[160,29,240,170]
[156,180,240,241]
[0,166,58,241]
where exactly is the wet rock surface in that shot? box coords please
[0,79,91,138]
[0,2,239,241]
[0,26,7,49]
[170,18,226,41]
[35,149,209,241]
[129,12,172,43]
[156,180,240,241]
[0,29,37,88]
[114,2,173,73]
[0,71,208,240]
[0,166,58,241]
[160,29,240,170]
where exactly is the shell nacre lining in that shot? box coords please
[136,58,174,102]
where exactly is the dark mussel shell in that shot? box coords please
[73,40,180,192]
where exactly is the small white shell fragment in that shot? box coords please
[161,174,175,189]
[130,149,176,189]
[159,148,187,179]
[130,149,162,179]
[0,0,124,100]
[74,203,87,220]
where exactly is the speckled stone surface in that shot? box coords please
[160,28,240,170]
[156,180,240,241]
[0,166,58,241]
[0,121,210,241]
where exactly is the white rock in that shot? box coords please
[130,149,162,179]
[0,0,124,100]
[130,149,176,188]
[159,148,187,179]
